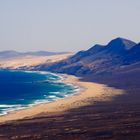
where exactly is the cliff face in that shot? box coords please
[34,38,140,76]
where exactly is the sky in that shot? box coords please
[0,0,140,52]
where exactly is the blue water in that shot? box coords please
[0,70,77,115]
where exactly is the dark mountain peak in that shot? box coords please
[71,44,103,60]
[107,37,136,50]
[86,44,104,54]
[88,44,104,50]
[109,37,131,43]
[130,42,140,51]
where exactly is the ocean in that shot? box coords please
[0,70,77,115]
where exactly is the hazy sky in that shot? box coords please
[0,0,140,52]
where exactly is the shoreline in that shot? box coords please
[0,74,124,123]
[0,71,79,117]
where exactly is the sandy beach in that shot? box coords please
[0,74,124,123]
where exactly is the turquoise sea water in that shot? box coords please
[0,70,77,115]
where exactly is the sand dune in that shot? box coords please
[0,53,72,69]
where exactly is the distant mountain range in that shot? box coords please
[0,50,68,59]
[35,37,140,76]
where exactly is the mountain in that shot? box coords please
[106,37,136,52]
[0,50,68,59]
[124,43,140,64]
[34,37,140,76]
[0,50,22,59]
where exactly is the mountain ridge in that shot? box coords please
[34,37,140,76]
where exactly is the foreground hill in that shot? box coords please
[35,37,140,76]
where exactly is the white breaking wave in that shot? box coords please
[48,95,57,98]
[0,104,21,108]
[49,91,61,94]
